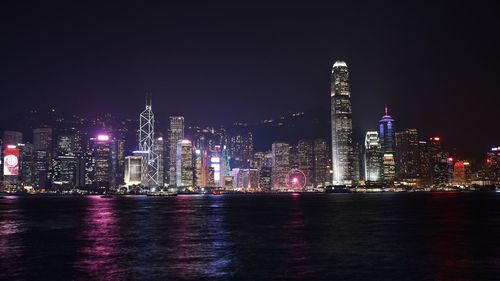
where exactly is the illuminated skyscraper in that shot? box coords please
[139,95,160,187]
[89,134,117,190]
[176,139,194,187]
[364,131,382,183]
[168,116,184,185]
[313,139,328,187]
[271,142,290,190]
[298,139,314,187]
[378,106,396,183]
[330,61,354,185]
[228,132,253,168]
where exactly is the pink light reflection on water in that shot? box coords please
[74,196,125,280]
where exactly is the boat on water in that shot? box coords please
[211,190,222,195]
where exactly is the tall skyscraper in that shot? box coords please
[395,129,420,184]
[168,116,184,185]
[271,142,290,190]
[298,139,314,188]
[330,60,354,185]
[364,131,382,183]
[139,95,160,187]
[33,128,53,190]
[313,139,328,188]
[228,132,253,168]
[176,139,193,187]
[88,134,117,190]
[378,106,396,183]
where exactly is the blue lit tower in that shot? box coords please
[378,106,396,182]
[330,61,354,185]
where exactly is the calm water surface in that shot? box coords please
[1,193,499,281]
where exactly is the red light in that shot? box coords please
[448,157,453,162]
[431,137,440,141]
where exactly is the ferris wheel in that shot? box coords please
[286,169,307,191]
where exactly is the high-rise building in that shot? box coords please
[298,139,314,188]
[486,146,500,185]
[364,131,382,183]
[330,60,354,185]
[19,143,34,187]
[313,139,328,188]
[34,128,53,151]
[153,136,165,186]
[176,139,193,187]
[453,160,471,186]
[271,142,290,190]
[418,140,433,186]
[88,134,117,190]
[395,129,420,184]
[33,128,53,190]
[51,155,85,189]
[228,132,253,168]
[428,137,450,186]
[379,106,396,183]
[124,156,142,187]
[139,95,160,187]
[168,116,184,185]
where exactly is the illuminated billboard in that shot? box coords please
[4,145,20,176]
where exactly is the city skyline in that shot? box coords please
[1,1,500,161]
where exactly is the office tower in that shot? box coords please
[453,160,471,186]
[139,95,160,187]
[3,131,23,145]
[176,139,194,187]
[364,131,382,183]
[486,147,500,185]
[168,116,184,185]
[271,142,290,190]
[124,156,142,187]
[428,137,450,186]
[288,145,299,169]
[330,60,354,185]
[313,139,328,187]
[56,134,75,155]
[352,143,363,184]
[395,129,421,184]
[115,138,125,186]
[298,140,313,187]
[153,136,164,186]
[19,143,34,187]
[33,128,53,190]
[89,134,117,190]
[51,155,84,189]
[194,148,204,187]
[418,140,433,186]
[228,132,253,168]
[379,106,396,183]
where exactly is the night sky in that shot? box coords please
[1,1,499,159]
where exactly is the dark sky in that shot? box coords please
[1,1,499,159]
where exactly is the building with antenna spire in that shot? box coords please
[379,105,396,183]
[139,93,160,188]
